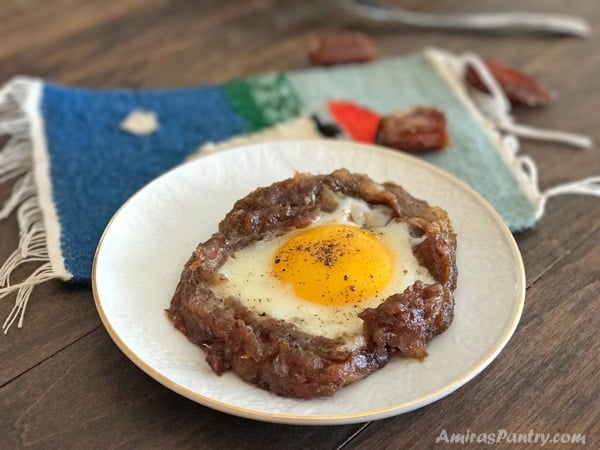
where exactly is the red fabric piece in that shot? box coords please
[328,101,381,143]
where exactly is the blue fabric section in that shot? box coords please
[288,53,538,231]
[41,83,248,280]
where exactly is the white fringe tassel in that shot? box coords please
[461,54,593,150]
[538,176,600,218]
[0,77,61,333]
[458,53,599,220]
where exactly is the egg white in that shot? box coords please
[211,195,435,341]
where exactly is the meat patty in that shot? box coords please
[167,169,457,398]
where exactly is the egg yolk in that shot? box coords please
[272,224,394,306]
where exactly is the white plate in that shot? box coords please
[93,140,525,425]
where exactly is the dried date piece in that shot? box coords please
[465,59,551,107]
[309,32,377,66]
[376,107,450,153]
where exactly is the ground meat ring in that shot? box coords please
[167,169,457,398]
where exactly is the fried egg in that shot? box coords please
[212,194,435,342]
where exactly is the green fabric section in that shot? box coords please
[287,53,537,231]
[223,73,302,131]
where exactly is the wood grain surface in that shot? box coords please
[1,1,598,448]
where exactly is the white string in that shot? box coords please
[2,262,55,333]
[516,155,539,188]
[535,177,600,219]
[0,77,61,333]
[461,53,592,149]
[343,1,591,37]
[0,173,35,219]
[543,176,600,199]
[0,188,49,288]
[462,55,511,115]
[453,51,599,222]
[500,122,592,149]
[502,135,520,158]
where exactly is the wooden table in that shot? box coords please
[1,1,598,448]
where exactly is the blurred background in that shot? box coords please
[1,0,595,89]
